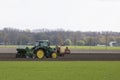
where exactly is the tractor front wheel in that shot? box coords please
[51,53,57,58]
[36,50,44,59]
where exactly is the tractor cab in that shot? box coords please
[35,40,50,47]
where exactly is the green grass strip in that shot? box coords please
[0,61,120,80]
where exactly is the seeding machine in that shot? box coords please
[16,40,70,59]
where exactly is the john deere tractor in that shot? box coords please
[16,40,70,59]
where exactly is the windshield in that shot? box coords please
[35,41,50,47]
[35,42,39,46]
[40,41,48,47]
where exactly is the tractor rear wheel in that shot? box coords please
[51,53,57,58]
[36,50,44,59]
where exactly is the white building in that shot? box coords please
[109,41,117,47]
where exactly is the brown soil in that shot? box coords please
[0,53,120,61]
[0,47,120,61]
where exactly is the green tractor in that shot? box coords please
[16,40,70,59]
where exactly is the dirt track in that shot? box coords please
[0,47,120,61]
[0,53,120,61]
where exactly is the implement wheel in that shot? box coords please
[51,53,57,58]
[36,50,44,59]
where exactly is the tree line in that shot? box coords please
[0,28,120,46]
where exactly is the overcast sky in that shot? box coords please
[0,0,120,31]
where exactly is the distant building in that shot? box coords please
[109,41,117,47]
